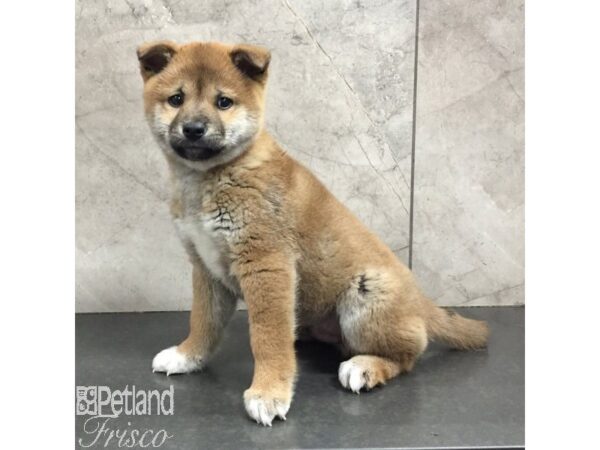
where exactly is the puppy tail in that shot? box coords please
[425,302,489,350]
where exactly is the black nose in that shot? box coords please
[182,121,207,141]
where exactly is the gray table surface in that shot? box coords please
[75,307,524,449]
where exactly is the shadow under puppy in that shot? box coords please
[137,40,489,426]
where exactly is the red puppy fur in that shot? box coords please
[137,40,489,426]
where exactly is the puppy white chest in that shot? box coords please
[173,213,232,285]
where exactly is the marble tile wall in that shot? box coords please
[75,0,523,312]
[412,0,525,306]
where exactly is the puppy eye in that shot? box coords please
[216,95,233,110]
[167,93,184,108]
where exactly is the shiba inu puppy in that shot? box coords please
[137,40,489,426]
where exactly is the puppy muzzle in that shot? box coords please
[170,140,225,161]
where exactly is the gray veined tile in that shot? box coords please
[412,0,524,306]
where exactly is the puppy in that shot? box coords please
[137,40,489,426]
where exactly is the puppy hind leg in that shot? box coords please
[337,320,427,394]
[338,274,429,392]
[338,355,401,393]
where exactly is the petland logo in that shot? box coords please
[76,385,174,448]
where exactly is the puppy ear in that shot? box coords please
[137,41,179,81]
[230,44,271,83]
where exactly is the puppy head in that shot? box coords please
[137,41,271,171]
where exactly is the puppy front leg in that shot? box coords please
[237,254,297,426]
[152,263,236,375]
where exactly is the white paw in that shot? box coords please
[338,360,369,393]
[152,346,203,375]
[244,392,290,426]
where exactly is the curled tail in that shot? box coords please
[426,303,489,350]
